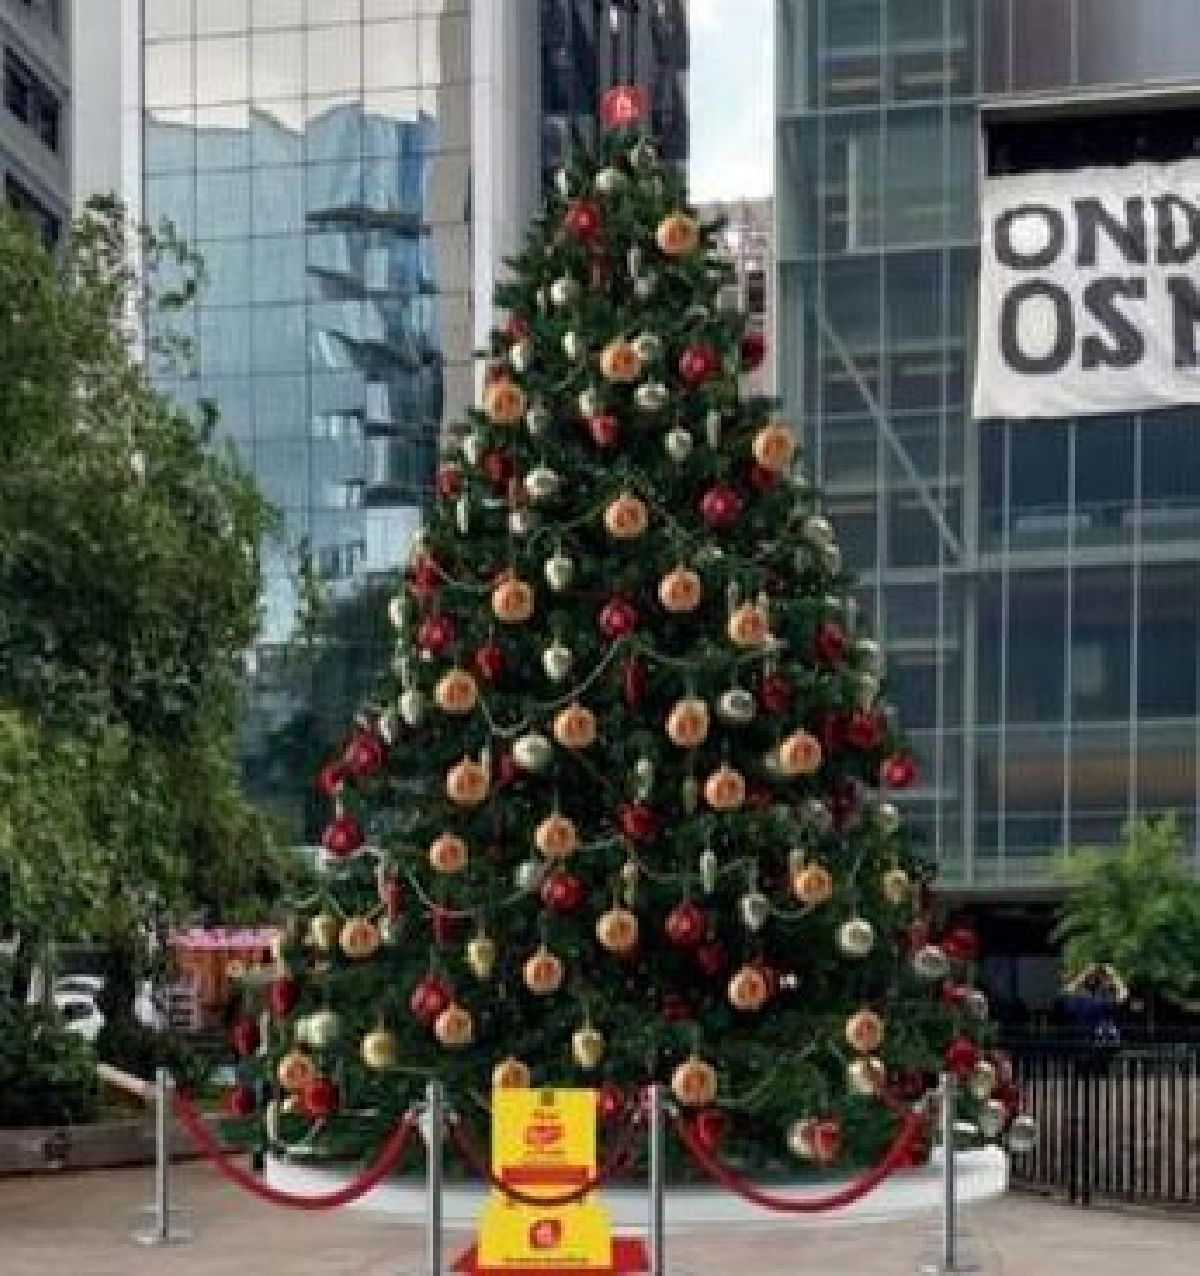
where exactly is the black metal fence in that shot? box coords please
[1007,1036,1200,1208]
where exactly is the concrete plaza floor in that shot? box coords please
[1,1162,1198,1275]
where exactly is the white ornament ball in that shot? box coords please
[526,404,552,436]
[837,917,875,958]
[509,338,533,372]
[515,860,545,892]
[525,465,561,502]
[543,641,573,683]
[595,166,628,195]
[803,514,835,547]
[740,891,770,931]
[562,330,584,362]
[634,273,658,300]
[633,332,663,363]
[302,1009,341,1049]
[716,688,756,727]
[578,387,602,416]
[786,1119,815,1159]
[550,276,580,307]
[665,427,694,462]
[912,944,951,981]
[634,382,669,412]
[513,732,553,773]
[399,689,426,727]
[461,431,483,466]
[544,550,575,592]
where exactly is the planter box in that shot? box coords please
[0,1111,222,1174]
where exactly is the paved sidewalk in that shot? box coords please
[1,1162,1198,1274]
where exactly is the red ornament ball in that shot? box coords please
[301,1077,340,1119]
[665,900,707,949]
[844,709,882,751]
[541,872,585,914]
[695,942,727,977]
[942,925,980,962]
[596,1083,626,1124]
[435,464,462,500]
[678,343,720,386]
[812,620,847,667]
[617,801,657,844]
[587,412,622,450]
[757,672,793,715]
[481,449,515,494]
[564,199,602,243]
[699,484,743,530]
[321,812,363,859]
[407,554,440,602]
[344,729,385,779]
[315,761,345,799]
[944,1036,979,1079]
[409,974,452,1027]
[811,1117,842,1165]
[417,612,456,656]
[881,751,918,789]
[267,977,299,1019]
[741,329,767,370]
[230,1015,260,1057]
[473,639,504,683]
[224,1084,257,1118]
[598,597,639,640]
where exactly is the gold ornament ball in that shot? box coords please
[492,1056,531,1089]
[308,912,340,950]
[534,812,579,859]
[571,1024,606,1070]
[727,964,770,1012]
[604,492,649,540]
[340,915,381,960]
[845,1008,885,1054]
[658,565,703,613]
[434,1003,474,1049]
[703,763,746,812]
[777,730,823,777]
[665,696,710,749]
[276,1049,316,1093]
[595,905,639,954]
[882,866,910,906]
[435,668,478,715]
[727,602,771,649]
[466,932,497,980]
[523,944,565,996]
[792,862,833,906]
[655,211,700,257]
[483,379,527,425]
[360,1026,398,1071]
[752,422,797,473]
[446,756,489,807]
[429,832,469,874]
[491,576,535,624]
[671,1053,718,1108]
[553,703,597,750]
[599,339,642,383]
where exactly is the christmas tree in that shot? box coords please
[229,88,1021,1171]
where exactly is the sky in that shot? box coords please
[687,0,774,203]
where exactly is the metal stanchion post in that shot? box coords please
[134,1067,191,1245]
[919,1073,978,1275]
[648,1084,666,1276]
[426,1079,444,1276]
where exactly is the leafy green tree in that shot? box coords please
[1054,814,1200,1004]
[0,198,296,1020]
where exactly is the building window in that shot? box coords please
[17,0,61,36]
[5,174,61,247]
[4,50,61,152]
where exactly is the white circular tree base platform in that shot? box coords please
[265,1147,1007,1230]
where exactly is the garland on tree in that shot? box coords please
[223,86,1032,1174]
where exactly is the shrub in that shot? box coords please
[0,1002,97,1128]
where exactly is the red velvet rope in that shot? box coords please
[447,1111,646,1207]
[172,1092,416,1211]
[672,1110,926,1214]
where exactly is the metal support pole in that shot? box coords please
[648,1083,666,1276]
[941,1072,958,1272]
[426,1079,444,1276]
[134,1067,190,1245]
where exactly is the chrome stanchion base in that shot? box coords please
[132,1206,194,1246]
[916,1237,984,1274]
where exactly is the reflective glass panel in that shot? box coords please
[195,37,249,104]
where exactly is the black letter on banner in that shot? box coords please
[1082,278,1147,369]
[1155,195,1200,264]
[1000,280,1073,374]
[1075,198,1147,267]
[995,205,1066,270]
[1168,276,1200,367]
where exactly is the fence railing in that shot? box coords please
[1007,1037,1200,1209]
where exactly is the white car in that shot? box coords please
[55,992,105,1043]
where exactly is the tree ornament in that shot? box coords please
[632,331,663,362]
[792,862,833,906]
[361,1025,398,1071]
[787,1118,818,1159]
[845,1008,884,1053]
[231,1015,260,1058]
[837,916,875,958]
[417,611,456,656]
[564,199,602,242]
[671,1054,718,1107]
[752,422,796,472]
[699,483,743,530]
[267,976,299,1019]
[739,890,770,931]
[523,465,560,503]
[666,696,710,749]
[665,899,707,948]
[409,974,452,1026]
[665,426,694,461]
[316,760,346,800]
[716,688,756,726]
[658,565,702,613]
[509,338,533,373]
[586,410,622,449]
[1007,1114,1038,1155]
[756,672,793,714]
[678,342,720,386]
[446,756,489,807]
[562,330,584,362]
[491,576,535,624]
[301,1076,339,1119]
[483,379,527,425]
[429,832,469,874]
[881,751,918,788]
[436,463,463,499]
[595,905,639,954]
[435,1003,475,1049]
[616,800,656,843]
[912,943,951,981]
[776,730,823,777]
[604,491,649,539]
[728,964,770,1012]
[434,667,478,715]
[224,1083,257,1118]
[944,1035,979,1079]
[571,1023,606,1069]
[466,930,497,980]
[553,703,597,750]
[455,493,471,534]
[577,385,603,416]
[942,925,980,963]
[277,1049,316,1093]
[705,409,723,448]
[844,709,882,751]
[703,764,746,812]
[698,848,719,894]
[598,596,639,640]
[741,329,767,370]
[512,732,553,772]
[594,165,628,195]
[340,915,381,960]
[630,137,658,171]
[523,944,565,995]
[398,688,426,727]
[302,1009,342,1049]
[543,640,573,682]
[599,338,642,383]
[970,1059,998,1100]
[874,800,902,836]
[634,381,669,412]
[540,871,584,914]
[655,211,700,257]
[854,636,884,671]
[526,403,552,436]
[553,168,573,198]
[727,601,770,648]
[848,1056,887,1097]
[812,619,847,668]
[550,276,580,307]
[308,911,340,951]
[473,639,503,684]
[634,272,658,300]
[799,796,834,835]
[493,1057,531,1089]
[534,812,579,859]
[344,729,386,778]
[882,865,910,905]
[321,812,364,859]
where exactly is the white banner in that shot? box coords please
[974,159,1200,420]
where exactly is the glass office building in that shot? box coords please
[140,1,472,830]
[777,0,1200,898]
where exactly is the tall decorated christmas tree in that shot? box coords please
[229,89,1021,1172]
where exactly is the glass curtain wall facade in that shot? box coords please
[777,0,1200,892]
[142,1,471,832]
